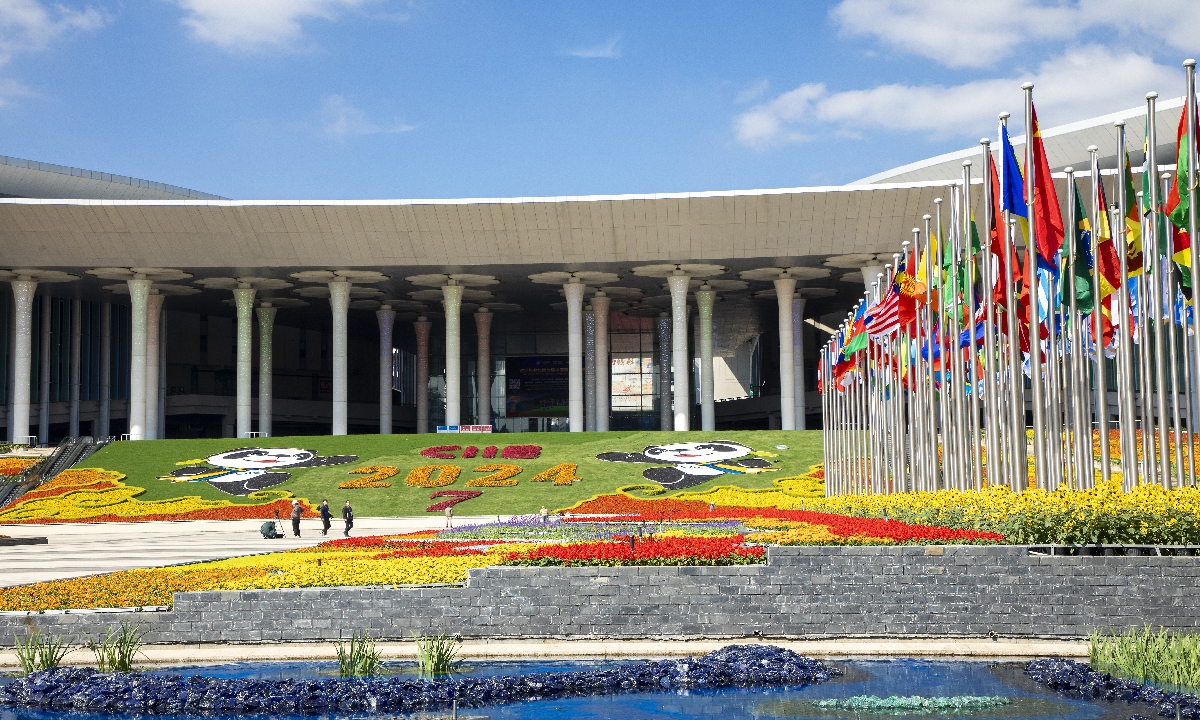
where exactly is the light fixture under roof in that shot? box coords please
[405,273,498,287]
[738,267,831,282]
[289,269,389,284]
[88,267,191,281]
[528,270,620,285]
[630,263,725,278]
[195,277,293,291]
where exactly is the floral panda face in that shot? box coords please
[161,447,357,496]
[597,440,778,491]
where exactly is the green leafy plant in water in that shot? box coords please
[1090,625,1200,692]
[15,629,72,675]
[811,695,1012,714]
[87,622,146,673]
[336,631,382,677]
[415,631,461,677]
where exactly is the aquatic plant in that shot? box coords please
[1089,625,1200,692]
[336,631,382,677]
[415,631,460,676]
[14,630,71,676]
[86,622,146,673]
[0,644,839,715]
[811,695,1012,714]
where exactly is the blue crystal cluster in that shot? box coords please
[1025,658,1199,719]
[0,644,839,716]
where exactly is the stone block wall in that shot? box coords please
[1,546,1195,645]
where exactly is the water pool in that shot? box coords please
[0,658,1142,720]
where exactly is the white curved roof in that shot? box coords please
[0,154,224,201]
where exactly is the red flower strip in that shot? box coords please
[499,445,541,459]
[504,535,763,565]
[566,495,1002,543]
[420,445,461,459]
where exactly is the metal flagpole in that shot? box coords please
[1185,60,1200,487]
[1147,92,1172,487]
[1023,83,1049,489]
[1115,121,1139,486]
[963,161,984,489]
[910,230,928,489]
[1137,201,1158,488]
[1163,171,1186,489]
[949,187,968,490]
[923,213,941,490]
[1065,168,1087,487]
[1007,216,1026,489]
[981,139,1002,486]
[1090,147,1112,485]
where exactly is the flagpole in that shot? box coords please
[1115,121,1139,487]
[909,230,928,490]
[923,212,941,491]
[950,187,969,490]
[981,139,1002,486]
[1087,146,1111,486]
[1147,92,1174,488]
[1065,167,1086,487]
[1185,59,1200,487]
[1022,83,1049,489]
[1137,197,1158,487]
[962,161,984,489]
[1162,170,1186,489]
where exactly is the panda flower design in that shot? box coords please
[160,448,358,496]
[596,440,778,490]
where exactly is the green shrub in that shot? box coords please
[415,631,461,677]
[15,630,72,675]
[87,622,146,673]
[336,631,382,677]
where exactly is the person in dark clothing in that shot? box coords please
[319,500,332,536]
[290,500,302,537]
[342,500,354,537]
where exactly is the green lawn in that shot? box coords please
[76,430,822,517]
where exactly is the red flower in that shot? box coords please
[500,445,541,459]
[426,489,482,513]
[504,535,763,566]
[421,446,461,459]
[462,446,479,459]
[482,446,498,459]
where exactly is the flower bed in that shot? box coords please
[338,466,397,489]
[0,469,316,523]
[504,534,763,566]
[0,457,38,476]
[561,494,1003,544]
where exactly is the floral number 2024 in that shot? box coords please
[399,462,580,488]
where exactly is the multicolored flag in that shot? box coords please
[1068,178,1095,314]
[1124,152,1144,277]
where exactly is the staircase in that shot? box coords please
[0,436,115,509]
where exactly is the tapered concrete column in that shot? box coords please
[126,276,150,441]
[861,266,885,287]
[584,306,597,431]
[564,280,585,432]
[474,308,492,426]
[9,280,36,444]
[6,300,14,443]
[38,294,49,444]
[158,310,167,440]
[257,304,277,438]
[231,286,255,438]
[144,292,164,440]
[774,276,797,431]
[792,296,807,430]
[98,302,111,437]
[442,283,463,427]
[328,281,349,436]
[377,304,395,434]
[657,313,671,431]
[667,273,690,431]
[696,285,716,432]
[592,292,611,432]
[414,317,431,434]
[69,298,81,437]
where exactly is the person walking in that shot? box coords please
[319,500,332,536]
[540,506,549,524]
[290,500,302,538]
[444,504,453,528]
[342,500,354,537]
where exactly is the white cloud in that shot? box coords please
[320,94,413,138]
[175,0,371,50]
[831,0,1200,70]
[735,78,769,105]
[734,46,1175,149]
[566,35,621,59]
[0,0,106,67]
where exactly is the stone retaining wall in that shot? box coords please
[2,546,1195,645]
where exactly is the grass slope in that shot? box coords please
[76,431,821,517]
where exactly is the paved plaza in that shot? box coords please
[0,516,510,587]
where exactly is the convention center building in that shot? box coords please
[0,100,1180,443]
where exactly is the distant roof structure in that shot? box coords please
[0,154,225,201]
[856,96,1186,185]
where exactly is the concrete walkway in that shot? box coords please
[0,638,1088,668]
[0,516,512,587]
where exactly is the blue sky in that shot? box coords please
[1,0,1198,199]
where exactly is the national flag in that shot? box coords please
[1166,107,1196,290]
[1068,178,1095,314]
[1124,153,1144,277]
[1095,180,1122,301]
[988,154,1022,310]
[841,302,868,359]
[1029,104,1065,271]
